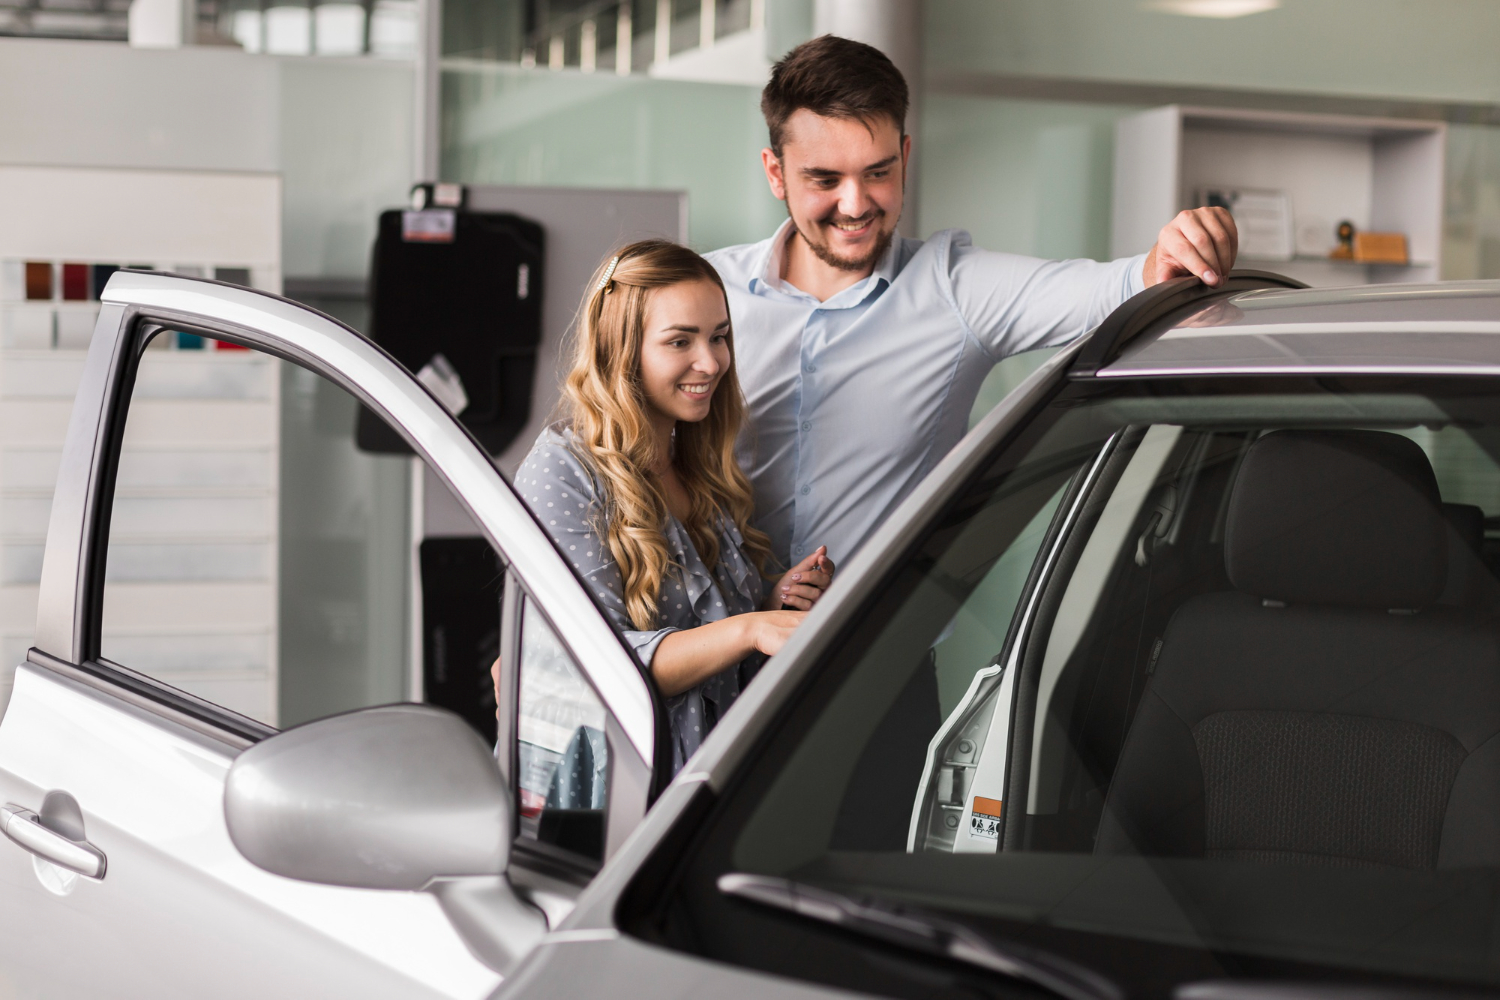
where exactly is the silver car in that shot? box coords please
[6,270,1500,998]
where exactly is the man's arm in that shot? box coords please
[949,207,1240,359]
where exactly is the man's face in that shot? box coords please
[763,110,909,273]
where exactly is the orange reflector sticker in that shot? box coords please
[973,796,1003,818]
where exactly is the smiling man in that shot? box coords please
[707,35,1238,573]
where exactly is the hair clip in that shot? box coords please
[596,255,621,293]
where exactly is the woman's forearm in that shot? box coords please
[651,618,756,697]
[649,610,806,697]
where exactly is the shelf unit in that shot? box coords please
[0,164,282,723]
[1112,106,1445,288]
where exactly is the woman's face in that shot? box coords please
[637,278,732,427]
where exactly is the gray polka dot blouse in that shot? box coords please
[516,425,768,775]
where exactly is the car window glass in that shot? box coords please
[515,595,609,863]
[708,382,1500,992]
[931,483,1064,721]
[1400,424,1500,510]
[96,334,501,735]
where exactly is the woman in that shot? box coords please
[515,239,834,773]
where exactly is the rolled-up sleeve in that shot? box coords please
[945,231,1147,361]
[624,627,679,668]
[514,434,673,670]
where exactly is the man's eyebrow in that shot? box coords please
[800,154,899,177]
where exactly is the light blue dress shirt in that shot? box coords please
[706,220,1146,568]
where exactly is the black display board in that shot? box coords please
[420,536,504,743]
[358,208,545,456]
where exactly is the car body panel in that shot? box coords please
[0,273,656,996]
[1102,280,1500,376]
[0,662,491,998]
[509,278,1500,999]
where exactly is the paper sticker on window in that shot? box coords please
[969,796,1002,840]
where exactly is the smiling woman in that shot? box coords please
[512,240,836,773]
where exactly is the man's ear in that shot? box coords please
[761,147,787,201]
[900,132,912,182]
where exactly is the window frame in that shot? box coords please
[502,574,644,874]
[619,373,1500,998]
[30,274,658,841]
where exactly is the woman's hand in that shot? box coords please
[747,609,806,657]
[491,657,501,719]
[765,545,836,611]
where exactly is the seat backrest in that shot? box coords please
[1096,430,1500,870]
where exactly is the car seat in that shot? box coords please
[1440,502,1500,610]
[1096,430,1500,870]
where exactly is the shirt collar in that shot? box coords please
[748,218,798,295]
[749,218,899,308]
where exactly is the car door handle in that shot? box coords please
[2,802,107,879]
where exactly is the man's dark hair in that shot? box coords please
[761,35,908,157]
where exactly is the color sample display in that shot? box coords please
[61,263,89,301]
[24,262,52,301]
[91,265,119,299]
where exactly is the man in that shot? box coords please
[705,35,1238,849]
[707,35,1237,572]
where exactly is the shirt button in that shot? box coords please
[801,421,811,431]
[804,364,817,373]
[800,486,811,496]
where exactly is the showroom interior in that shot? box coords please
[0,0,1498,734]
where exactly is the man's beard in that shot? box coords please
[791,208,896,273]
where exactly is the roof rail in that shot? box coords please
[1070,268,1307,377]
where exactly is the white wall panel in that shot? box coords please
[0,403,71,446]
[104,633,270,672]
[0,166,280,269]
[121,401,278,447]
[101,582,275,630]
[0,38,277,174]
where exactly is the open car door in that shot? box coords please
[0,273,659,998]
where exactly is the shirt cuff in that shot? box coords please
[624,627,680,669]
[1126,253,1149,299]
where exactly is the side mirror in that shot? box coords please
[224,704,545,972]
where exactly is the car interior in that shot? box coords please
[1023,422,1500,868]
[680,386,1500,992]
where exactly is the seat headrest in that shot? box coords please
[1443,502,1485,555]
[1225,430,1446,609]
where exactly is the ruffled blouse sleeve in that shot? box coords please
[513,429,679,665]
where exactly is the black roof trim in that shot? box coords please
[1070,269,1307,377]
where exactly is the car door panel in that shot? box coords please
[0,273,658,996]
[0,663,493,999]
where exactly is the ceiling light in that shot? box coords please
[1143,0,1281,18]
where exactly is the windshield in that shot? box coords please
[665,375,1500,996]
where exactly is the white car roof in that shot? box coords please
[1098,279,1500,377]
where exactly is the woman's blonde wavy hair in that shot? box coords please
[561,239,774,630]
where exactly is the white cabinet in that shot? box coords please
[0,165,282,722]
[1112,106,1444,287]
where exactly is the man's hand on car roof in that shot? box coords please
[1142,207,1239,288]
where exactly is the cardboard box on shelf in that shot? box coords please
[1353,232,1408,265]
